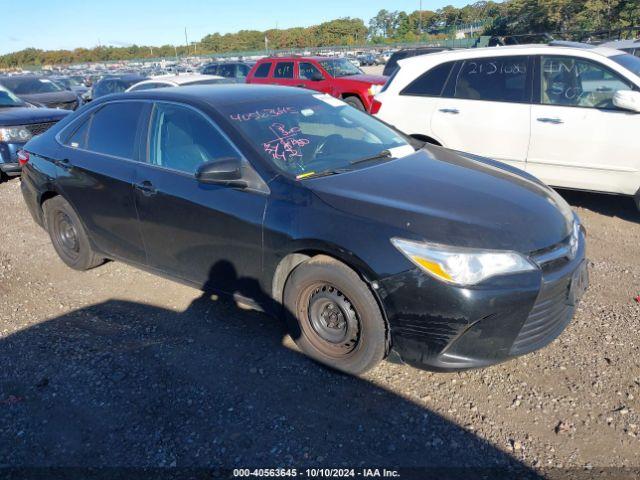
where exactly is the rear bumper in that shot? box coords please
[378,235,587,372]
[21,170,45,227]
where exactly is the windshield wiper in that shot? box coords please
[297,168,353,180]
[350,150,392,166]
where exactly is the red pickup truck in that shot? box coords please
[246,56,387,112]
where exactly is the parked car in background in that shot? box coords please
[201,62,254,82]
[487,33,555,47]
[89,74,149,101]
[0,84,69,180]
[0,76,82,111]
[599,39,640,57]
[50,76,89,96]
[357,54,380,66]
[126,74,227,92]
[20,84,586,375]
[247,56,387,111]
[374,44,640,209]
[383,47,451,76]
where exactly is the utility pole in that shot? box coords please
[419,0,423,38]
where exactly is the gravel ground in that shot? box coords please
[0,166,639,477]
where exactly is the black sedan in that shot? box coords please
[0,75,81,110]
[19,85,588,375]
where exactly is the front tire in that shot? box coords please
[284,255,387,375]
[43,196,103,271]
[343,96,365,111]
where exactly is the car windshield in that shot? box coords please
[319,59,363,78]
[220,94,413,179]
[1,77,64,94]
[610,53,640,77]
[0,84,25,107]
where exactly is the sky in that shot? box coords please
[0,0,476,55]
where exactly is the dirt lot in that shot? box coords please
[0,170,639,476]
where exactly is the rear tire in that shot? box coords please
[343,96,366,111]
[283,255,387,375]
[43,196,103,271]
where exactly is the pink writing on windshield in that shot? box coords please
[263,123,310,163]
[230,107,298,122]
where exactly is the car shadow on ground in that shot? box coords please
[557,188,639,223]
[0,262,540,479]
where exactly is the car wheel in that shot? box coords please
[343,96,365,111]
[43,196,103,271]
[283,255,387,375]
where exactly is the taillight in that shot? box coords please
[370,99,382,115]
[17,150,29,166]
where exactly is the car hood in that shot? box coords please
[342,74,387,85]
[18,90,78,105]
[307,147,574,253]
[0,106,70,126]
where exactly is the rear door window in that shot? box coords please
[401,61,454,97]
[217,64,237,78]
[65,118,90,149]
[202,64,219,75]
[451,56,530,103]
[86,102,145,159]
[274,62,294,79]
[254,62,272,78]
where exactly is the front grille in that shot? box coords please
[49,100,78,111]
[530,234,574,272]
[26,122,57,136]
[510,276,573,356]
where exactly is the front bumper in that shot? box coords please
[0,161,21,176]
[0,141,26,176]
[378,234,587,372]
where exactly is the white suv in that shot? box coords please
[374,44,640,208]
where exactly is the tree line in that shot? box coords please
[1,0,639,68]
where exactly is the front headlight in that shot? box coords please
[0,126,32,143]
[391,238,538,287]
[569,219,581,259]
[368,84,383,96]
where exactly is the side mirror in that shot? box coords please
[196,157,248,188]
[613,90,640,113]
[310,72,325,82]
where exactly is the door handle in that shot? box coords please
[55,158,72,170]
[537,117,564,124]
[135,180,157,197]
[439,108,459,114]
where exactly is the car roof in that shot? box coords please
[599,39,640,49]
[259,56,338,62]
[398,43,627,69]
[100,74,147,82]
[140,74,224,85]
[204,61,252,66]
[0,75,41,81]
[111,83,308,107]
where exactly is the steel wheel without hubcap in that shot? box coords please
[305,284,360,358]
[52,211,80,262]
